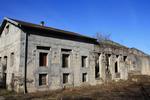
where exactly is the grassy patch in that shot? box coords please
[1,75,150,100]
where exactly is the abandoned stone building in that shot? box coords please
[0,17,150,93]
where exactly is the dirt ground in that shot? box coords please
[0,75,150,100]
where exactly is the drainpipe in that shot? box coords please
[24,31,28,93]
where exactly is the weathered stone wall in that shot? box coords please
[129,48,150,75]
[94,45,130,81]
[141,56,150,75]
[21,33,96,92]
[0,22,21,91]
[20,32,150,92]
[0,21,150,93]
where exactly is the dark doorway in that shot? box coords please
[3,73,7,88]
[95,59,99,79]
[11,73,15,91]
[115,62,118,73]
[95,53,101,79]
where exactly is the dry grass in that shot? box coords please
[1,75,150,100]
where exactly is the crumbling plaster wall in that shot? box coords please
[94,44,150,82]
[0,22,22,91]
[129,48,150,75]
[0,22,150,93]
[21,32,96,92]
[18,33,150,92]
[94,45,130,81]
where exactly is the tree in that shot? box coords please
[95,32,112,82]
[95,32,111,43]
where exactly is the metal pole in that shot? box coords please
[24,32,28,93]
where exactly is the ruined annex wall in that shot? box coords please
[94,44,150,81]
[141,56,150,75]
[94,45,130,81]
[21,33,96,92]
[131,54,150,76]
[0,22,22,91]
[128,54,142,75]
[128,48,150,76]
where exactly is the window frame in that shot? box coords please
[63,73,70,84]
[62,53,70,68]
[82,73,87,82]
[39,52,48,67]
[39,73,48,86]
[81,56,88,68]
[123,56,127,62]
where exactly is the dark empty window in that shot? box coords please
[116,55,119,58]
[39,74,47,86]
[39,52,48,66]
[123,56,127,62]
[82,56,87,67]
[62,54,69,68]
[63,73,69,84]
[37,46,50,50]
[115,62,118,73]
[82,73,87,82]
[4,56,7,71]
[61,48,72,52]
[95,54,100,79]
[10,52,14,66]
[95,62,100,79]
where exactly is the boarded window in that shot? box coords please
[82,73,87,82]
[82,56,87,67]
[39,52,48,67]
[115,62,118,73]
[10,52,14,66]
[62,54,69,68]
[39,74,47,86]
[63,73,69,84]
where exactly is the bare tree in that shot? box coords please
[95,32,112,49]
[95,32,112,82]
[95,32,111,43]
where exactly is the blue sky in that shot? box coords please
[0,0,150,54]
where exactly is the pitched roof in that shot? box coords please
[0,17,97,44]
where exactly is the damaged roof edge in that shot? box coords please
[0,17,19,34]
[4,17,19,26]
